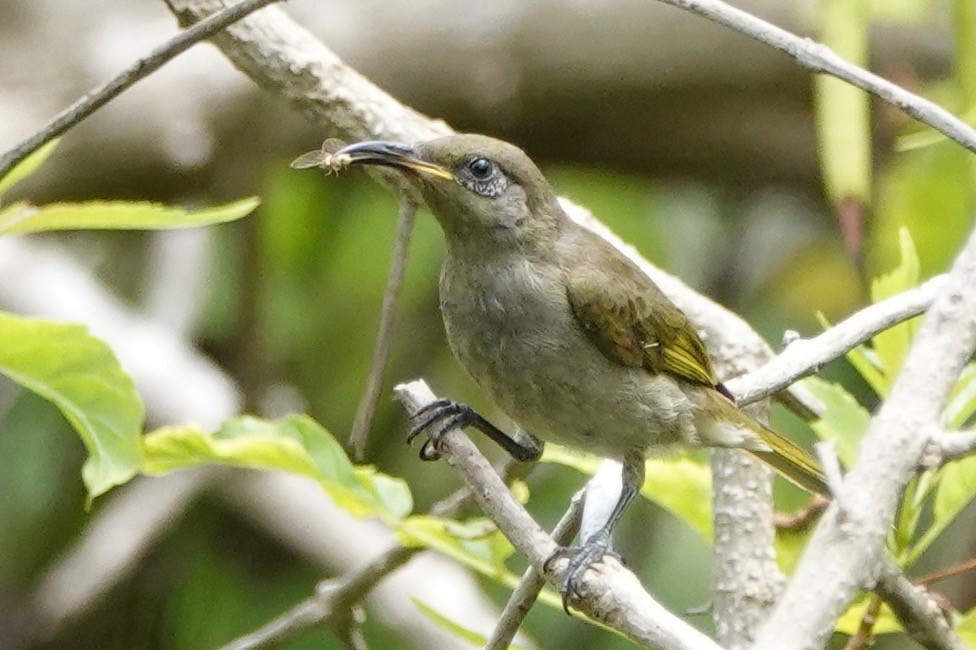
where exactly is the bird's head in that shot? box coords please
[333,134,563,245]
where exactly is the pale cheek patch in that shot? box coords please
[290,138,351,175]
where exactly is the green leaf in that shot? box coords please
[958,605,976,646]
[0,139,60,197]
[0,310,144,501]
[945,363,976,427]
[541,445,713,541]
[412,597,531,649]
[142,415,412,519]
[814,0,872,207]
[870,228,922,380]
[834,597,902,636]
[801,377,871,467]
[0,198,259,237]
[918,454,976,559]
[397,516,514,577]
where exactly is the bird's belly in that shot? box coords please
[441,281,695,459]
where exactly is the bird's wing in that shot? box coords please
[566,258,719,388]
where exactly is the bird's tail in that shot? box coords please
[692,387,829,497]
[747,425,829,497]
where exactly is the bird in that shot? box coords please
[319,134,827,606]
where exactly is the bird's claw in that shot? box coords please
[543,535,621,614]
[407,399,476,461]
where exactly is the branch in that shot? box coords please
[754,226,976,647]
[0,0,285,180]
[650,0,976,155]
[727,274,947,406]
[922,429,976,468]
[222,545,417,650]
[874,558,964,650]
[395,380,722,650]
[349,201,417,460]
[222,464,520,650]
[485,490,584,650]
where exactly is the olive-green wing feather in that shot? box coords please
[566,260,718,388]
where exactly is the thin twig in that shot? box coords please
[0,0,285,179]
[221,469,513,650]
[727,275,946,406]
[221,546,417,650]
[916,557,976,586]
[773,496,829,532]
[651,0,976,154]
[485,491,585,650]
[349,201,417,460]
[814,440,846,502]
[843,595,882,650]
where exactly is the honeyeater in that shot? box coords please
[318,134,827,603]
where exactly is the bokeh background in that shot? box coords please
[1,0,974,648]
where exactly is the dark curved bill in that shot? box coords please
[333,141,453,180]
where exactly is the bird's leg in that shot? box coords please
[545,451,645,612]
[407,399,542,462]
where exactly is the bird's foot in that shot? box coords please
[407,399,477,461]
[543,532,621,614]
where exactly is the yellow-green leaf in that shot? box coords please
[0,198,258,237]
[945,363,976,428]
[958,605,976,646]
[412,597,531,649]
[0,139,60,196]
[142,415,412,519]
[835,597,902,636]
[803,377,872,467]
[870,228,922,380]
[541,444,713,540]
[0,310,144,502]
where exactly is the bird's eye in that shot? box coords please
[467,157,493,180]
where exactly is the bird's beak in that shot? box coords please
[333,141,453,180]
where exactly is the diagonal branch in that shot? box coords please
[485,490,585,650]
[395,379,722,650]
[728,274,947,406]
[221,471,509,650]
[874,557,964,650]
[650,0,976,154]
[0,0,285,179]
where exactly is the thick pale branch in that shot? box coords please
[395,380,721,650]
[874,558,964,650]
[0,0,285,179]
[754,227,976,647]
[651,0,976,154]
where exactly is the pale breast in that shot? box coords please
[438,252,698,459]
